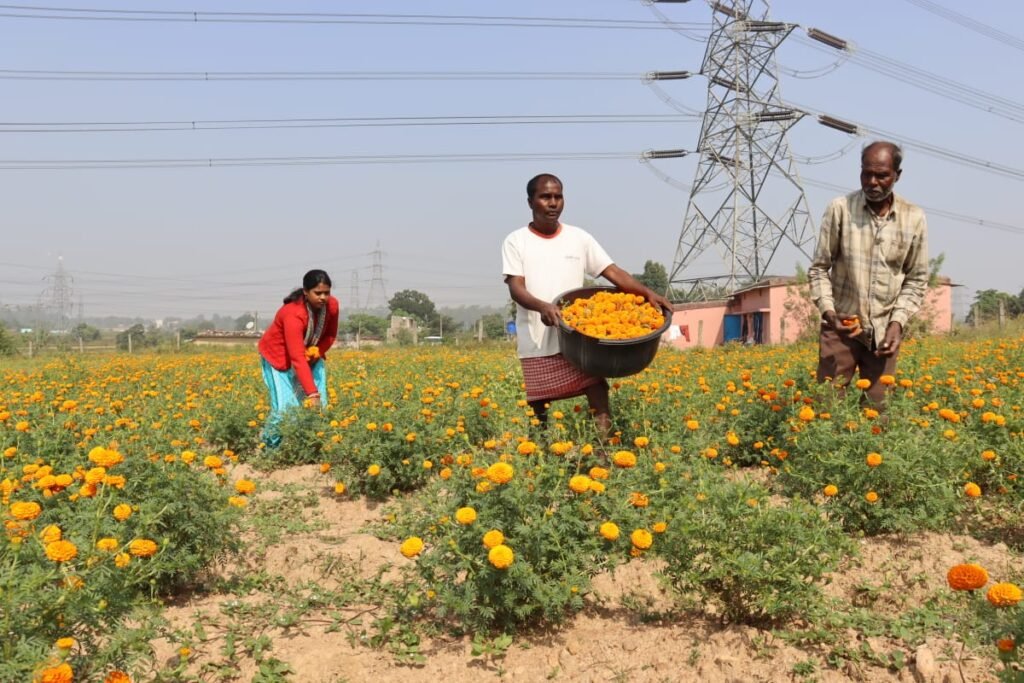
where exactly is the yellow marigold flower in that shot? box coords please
[114,552,131,568]
[654,461,667,473]
[319,462,331,474]
[630,528,653,550]
[865,491,879,504]
[798,406,815,422]
[486,462,514,484]
[879,375,896,386]
[305,345,320,360]
[178,647,191,659]
[405,433,417,443]
[400,536,424,558]
[10,501,41,520]
[581,444,594,456]
[475,480,492,494]
[367,464,381,476]
[981,450,997,461]
[946,563,989,591]
[855,379,872,390]
[997,637,1016,653]
[612,450,637,468]
[55,636,75,649]
[652,521,668,534]
[987,583,1023,607]
[45,539,78,562]
[234,479,256,495]
[455,507,477,525]
[40,525,61,544]
[629,492,649,508]
[634,436,650,448]
[439,467,452,480]
[517,441,537,456]
[703,447,718,459]
[333,482,347,495]
[685,419,700,431]
[113,504,132,521]
[103,475,125,489]
[129,539,158,557]
[88,447,123,468]
[964,482,982,498]
[203,455,222,469]
[180,450,196,464]
[96,538,118,552]
[823,484,838,497]
[589,466,609,480]
[84,467,106,485]
[3,446,16,457]
[866,452,882,467]
[14,421,29,432]
[568,475,592,494]
[588,480,606,493]
[726,432,740,446]
[599,522,620,541]
[105,672,131,683]
[38,662,73,683]
[488,544,514,569]
[482,529,505,549]
[227,496,248,508]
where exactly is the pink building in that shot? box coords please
[663,276,955,350]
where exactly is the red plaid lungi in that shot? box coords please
[520,354,604,403]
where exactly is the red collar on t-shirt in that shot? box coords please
[528,222,562,239]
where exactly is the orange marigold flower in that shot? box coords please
[612,450,637,468]
[114,552,131,568]
[652,521,668,534]
[516,441,537,455]
[568,475,592,494]
[88,446,123,468]
[987,583,1023,607]
[55,636,75,649]
[685,419,700,431]
[482,530,505,549]
[10,501,41,520]
[367,464,381,476]
[96,537,118,552]
[823,484,838,497]
[113,504,132,521]
[634,436,650,448]
[628,491,649,508]
[997,637,1016,653]
[45,540,78,562]
[630,528,653,550]
[234,479,256,495]
[946,563,989,591]
[128,539,158,557]
[865,491,879,504]
[400,536,424,558]
[203,455,222,469]
[38,662,73,683]
[486,462,514,484]
[964,482,982,498]
[866,452,883,467]
[227,496,248,508]
[589,466,609,480]
[40,525,61,544]
[599,522,620,541]
[798,406,815,422]
[488,544,514,569]
[855,379,872,390]
[879,375,896,386]
[981,450,997,461]
[455,507,477,525]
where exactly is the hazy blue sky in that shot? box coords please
[2,0,1021,322]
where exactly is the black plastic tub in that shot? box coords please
[554,286,672,378]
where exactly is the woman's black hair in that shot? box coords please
[283,269,332,304]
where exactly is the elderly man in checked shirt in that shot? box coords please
[808,141,929,406]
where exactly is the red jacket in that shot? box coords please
[258,296,340,395]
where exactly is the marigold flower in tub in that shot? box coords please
[10,501,41,521]
[630,529,653,550]
[482,529,505,549]
[488,544,514,569]
[486,461,514,484]
[45,539,78,562]
[455,506,477,525]
[823,484,838,497]
[866,452,883,467]
[96,537,118,552]
[517,441,537,456]
[234,479,256,495]
[55,636,76,649]
[113,504,132,521]
[38,662,73,683]
[612,450,637,468]
[367,464,381,476]
[568,475,592,494]
[129,539,158,557]
[105,672,131,683]
[988,583,1023,607]
[964,482,982,498]
[400,536,424,558]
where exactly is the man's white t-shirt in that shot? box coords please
[501,223,614,358]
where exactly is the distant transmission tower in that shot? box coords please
[365,243,388,310]
[667,0,815,299]
[349,270,361,313]
[39,256,74,333]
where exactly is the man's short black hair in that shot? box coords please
[526,173,563,199]
[861,141,903,172]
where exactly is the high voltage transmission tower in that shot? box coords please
[365,243,388,310]
[39,256,74,333]
[666,0,815,300]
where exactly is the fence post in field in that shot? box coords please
[79,338,84,353]
[999,300,1006,329]
[27,340,33,358]
[128,334,133,354]
[176,330,181,350]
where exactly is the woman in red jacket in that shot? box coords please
[258,269,339,447]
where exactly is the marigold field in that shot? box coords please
[3,332,1024,682]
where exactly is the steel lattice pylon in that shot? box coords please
[668,0,815,300]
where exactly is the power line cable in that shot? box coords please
[898,0,1024,53]
[0,68,642,82]
[0,6,709,30]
